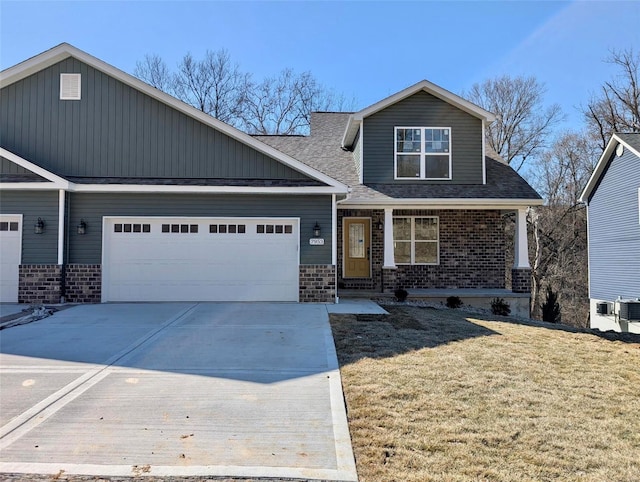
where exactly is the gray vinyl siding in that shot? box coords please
[1,157,31,174]
[0,190,59,264]
[587,148,640,301]
[67,193,332,265]
[0,57,309,181]
[363,91,483,184]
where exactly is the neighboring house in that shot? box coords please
[0,43,542,308]
[580,133,640,334]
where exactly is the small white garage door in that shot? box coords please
[102,217,299,302]
[0,215,22,302]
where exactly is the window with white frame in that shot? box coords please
[395,127,451,179]
[393,216,439,264]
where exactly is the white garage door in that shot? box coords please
[0,215,22,302]
[102,217,299,302]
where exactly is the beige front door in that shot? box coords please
[344,218,371,278]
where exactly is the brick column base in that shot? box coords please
[512,268,532,293]
[382,267,398,292]
[65,264,102,303]
[19,264,63,304]
[299,265,336,302]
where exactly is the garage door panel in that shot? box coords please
[103,218,299,302]
[0,215,22,302]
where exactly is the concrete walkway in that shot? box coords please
[0,302,358,481]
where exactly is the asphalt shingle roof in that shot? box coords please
[255,112,541,203]
[617,132,640,152]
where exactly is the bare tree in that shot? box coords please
[241,69,349,135]
[527,132,597,326]
[465,75,563,171]
[134,54,174,93]
[584,48,640,150]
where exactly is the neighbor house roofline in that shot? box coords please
[341,79,496,148]
[579,133,640,203]
[0,43,349,194]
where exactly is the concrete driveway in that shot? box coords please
[0,303,358,481]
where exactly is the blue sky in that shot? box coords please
[1,1,638,130]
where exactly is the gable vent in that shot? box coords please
[60,73,81,100]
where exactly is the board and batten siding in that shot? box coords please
[67,193,332,265]
[587,148,640,301]
[363,91,483,184]
[0,57,310,181]
[1,157,33,174]
[0,190,59,264]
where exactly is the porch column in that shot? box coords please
[512,207,532,294]
[383,208,396,269]
[58,189,65,265]
[513,208,530,269]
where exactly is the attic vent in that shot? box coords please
[60,73,81,100]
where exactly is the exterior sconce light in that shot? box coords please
[313,222,321,238]
[77,219,87,235]
[34,217,45,234]
[376,220,384,231]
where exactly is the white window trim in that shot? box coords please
[394,127,452,181]
[393,216,439,265]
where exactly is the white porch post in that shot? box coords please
[513,207,530,269]
[58,189,65,265]
[383,207,396,269]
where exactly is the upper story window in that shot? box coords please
[395,127,451,180]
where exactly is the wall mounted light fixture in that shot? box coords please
[313,222,321,238]
[77,219,87,235]
[376,220,384,231]
[34,217,45,234]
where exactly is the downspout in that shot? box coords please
[332,194,338,303]
[58,189,66,303]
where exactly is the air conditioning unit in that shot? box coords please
[619,300,640,321]
[596,302,610,315]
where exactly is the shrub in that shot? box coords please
[542,286,562,323]
[491,297,511,316]
[446,296,463,309]
[394,288,408,302]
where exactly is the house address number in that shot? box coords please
[309,238,325,246]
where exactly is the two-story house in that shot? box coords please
[0,44,542,312]
[580,133,640,333]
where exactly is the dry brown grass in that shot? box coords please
[330,306,640,482]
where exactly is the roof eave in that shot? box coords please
[338,197,544,209]
[579,133,640,203]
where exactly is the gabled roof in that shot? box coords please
[0,147,70,189]
[0,43,348,194]
[342,79,496,148]
[257,113,542,208]
[580,133,640,203]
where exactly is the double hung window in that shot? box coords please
[395,127,451,179]
[393,216,439,264]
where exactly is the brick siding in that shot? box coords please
[339,209,507,291]
[65,264,102,303]
[299,264,336,302]
[18,264,62,304]
[511,268,532,293]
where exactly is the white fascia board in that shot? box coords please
[338,198,544,210]
[579,134,640,203]
[0,147,69,188]
[69,184,347,194]
[0,183,62,190]
[1,44,348,192]
[341,115,359,149]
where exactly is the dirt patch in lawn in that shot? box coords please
[331,305,640,482]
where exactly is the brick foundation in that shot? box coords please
[511,268,532,293]
[299,264,336,302]
[339,209,506,292]
[18,264,63,304]
[65,264,102,303]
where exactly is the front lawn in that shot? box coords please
[330,306,640,482]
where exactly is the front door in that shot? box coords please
[344,218,371,278]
